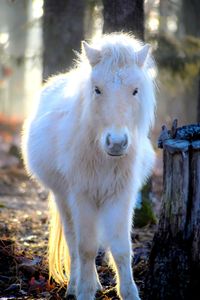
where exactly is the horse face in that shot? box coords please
[90,65,144,157]
[83,41,152,158]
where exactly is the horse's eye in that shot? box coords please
[133,88,138,96]
[95,86,101,95]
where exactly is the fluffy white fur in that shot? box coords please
[22,33,156,300]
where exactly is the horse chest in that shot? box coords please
[78,162,130,204]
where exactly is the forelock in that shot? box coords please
[91,33,144,69]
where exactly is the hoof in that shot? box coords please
[65,294,76,300]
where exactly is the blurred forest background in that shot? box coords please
[0,0,200,299]
[0,0,200,132]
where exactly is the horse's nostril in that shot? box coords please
[122,134,128,148]
[106,134,112,147]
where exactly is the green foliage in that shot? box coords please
[134,182,157,228]
[149,34,200,80]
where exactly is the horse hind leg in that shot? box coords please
[52,194,78,298]
[62,211,78,298]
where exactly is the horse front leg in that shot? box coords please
[104,200,141,300]
[75,200,100,300]
[110,237,140,300]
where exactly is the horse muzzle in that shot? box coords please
[103,132,129,157]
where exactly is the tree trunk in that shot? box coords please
[102,0,144,40]
[159,0,168,35]
[0,0,29,117]
[144,123,200,300]
[182,0,200,37]
[42,0,85,80]
[180,0,200,123]
[197,75,200,122]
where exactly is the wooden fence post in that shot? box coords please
[144,121,200,300]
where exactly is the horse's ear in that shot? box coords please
[82,41,101,66]
[136,44,151,67]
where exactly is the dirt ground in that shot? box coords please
[0,118,162,299]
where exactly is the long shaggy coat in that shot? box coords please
[22,33,156,300]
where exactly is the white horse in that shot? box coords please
[22,33,156,300]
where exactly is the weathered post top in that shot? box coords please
[158,119,200,150]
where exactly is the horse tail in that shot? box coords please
[48,193,70,285]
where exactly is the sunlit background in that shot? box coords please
[0,0,200,135]
[0,2,199,297]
